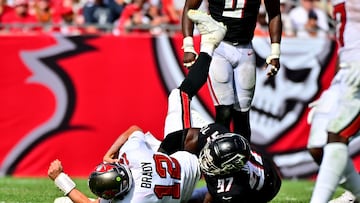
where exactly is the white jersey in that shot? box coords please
[100,130,201,203]
[333,0,360,63]
[307,0,360,148]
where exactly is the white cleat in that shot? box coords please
[187,9,227,48]
[329,191,359,203]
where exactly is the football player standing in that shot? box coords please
[307,0,360,202]
[181,0,282,141]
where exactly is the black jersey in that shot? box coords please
[159,123,282,202]
[203,150,281,203]
[208,0,261,45]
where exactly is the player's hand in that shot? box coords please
[264,57,280,77]
[183,52,198,68]
[182,36,198,68]
[48,159,63,180]
[103,153,120,164]
[264,43,281,77]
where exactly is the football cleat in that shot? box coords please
[187,9,227,48]
[329,191,359,203]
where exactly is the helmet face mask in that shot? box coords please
[199,133,251,176]
[88,162,133,200]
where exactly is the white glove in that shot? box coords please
[182,36,198,68]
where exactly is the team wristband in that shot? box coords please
[54,172,76,195]
[270,43,280,56]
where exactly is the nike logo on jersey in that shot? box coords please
[222,196,233,200]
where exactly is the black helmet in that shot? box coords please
[88,162,133,199]
[199,133,251,176]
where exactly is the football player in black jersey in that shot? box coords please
[181,0,282,142]
[159,123,282,203]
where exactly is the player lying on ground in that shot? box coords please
[49,125,201,203]
[48,9,227,203]
[159,122,282,203]
[101,10,282,203]
[104,123,282,203]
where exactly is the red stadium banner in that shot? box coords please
[0,33,358,178]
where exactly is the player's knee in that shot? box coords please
[211,65,231,83]
[236,62,256,89]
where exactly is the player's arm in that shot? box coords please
[182,0,203,68]
[264,0,282,77]
[48,159,100,203]
[103,125,142,163]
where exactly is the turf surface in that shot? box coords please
[0,177,345,203]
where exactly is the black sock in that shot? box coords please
[179,52,212,98]
[233,110,251,141]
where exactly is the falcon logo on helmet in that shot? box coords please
[199,133,251,176]
[88,162,133,200]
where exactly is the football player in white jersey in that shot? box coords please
[47,9,227,203]
[307,0,360,202]
[48,125,201,203]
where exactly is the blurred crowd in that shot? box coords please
[0,0,335,37]
[257,0,335,38]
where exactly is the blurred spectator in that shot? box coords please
[106,0,126,23]
[255,3,268,35]
[289,0,329,36]
[2,0,37,24]
[83,0,112,25]
[0,0,14,22]
[158,0,180,25]
[280,0,295,37]
[116,0,166,34]
[297,9,327,38]
[34,0,53,23]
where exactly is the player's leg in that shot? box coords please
[232,45,256,140]
[179,9,227,98]
[307,88,339,165]
[232,110,250,141]
[207,43,235,130]
[164,10,226,136]
[310,68,360,203]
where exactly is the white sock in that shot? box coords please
[310,142,348,203]
[341,160,360,200]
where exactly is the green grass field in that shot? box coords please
[0,177,346,203]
